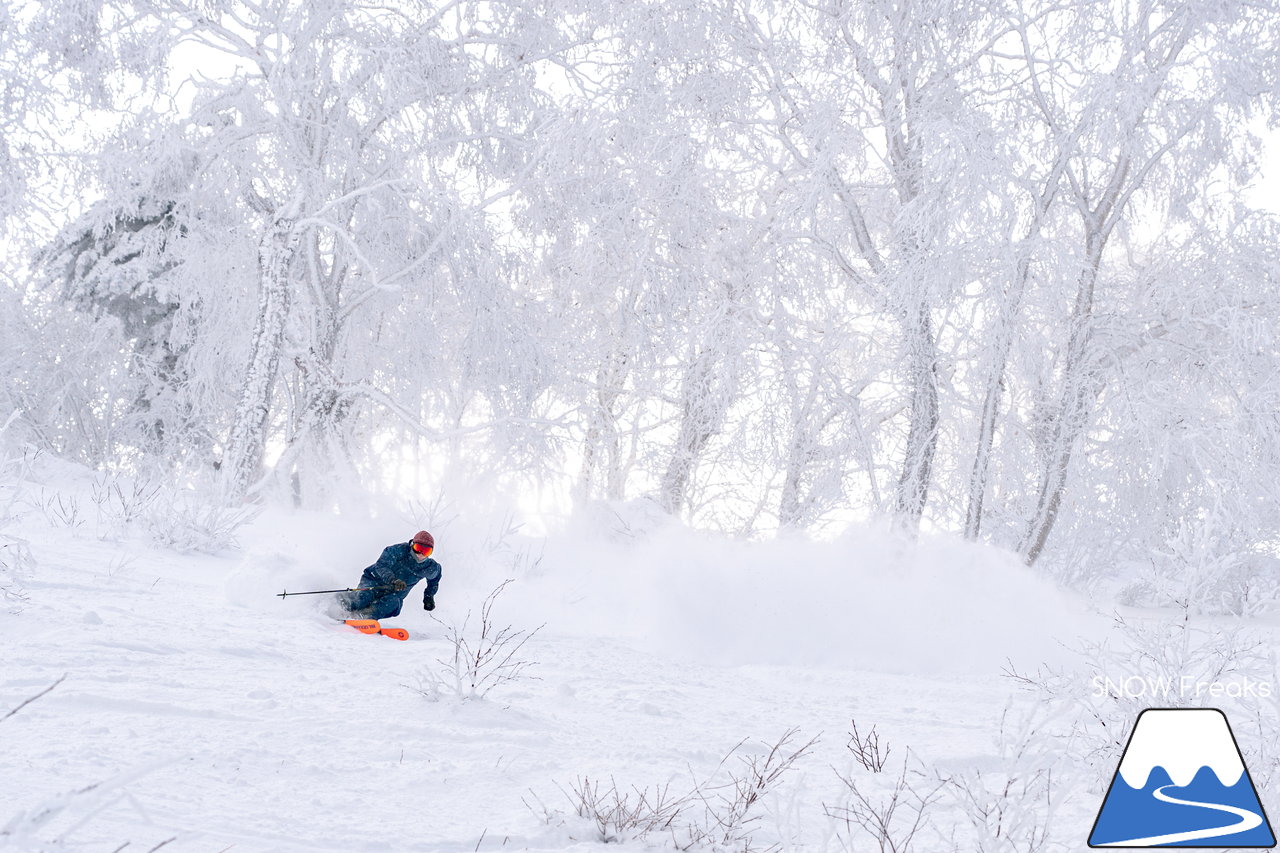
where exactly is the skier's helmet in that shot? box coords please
[411,530,434,552]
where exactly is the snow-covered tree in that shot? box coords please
[5,0,1280,588]
[37,182,254,460]
[520,0,771,519]
[723,0,1008,529]
[987,0,1280,566]
[26,0,606,506]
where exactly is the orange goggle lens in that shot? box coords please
[411,542,433,555]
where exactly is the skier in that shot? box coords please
[339,530,442,620]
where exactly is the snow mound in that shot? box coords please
[520,521,1100,676]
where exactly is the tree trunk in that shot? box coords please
[283,232,349,508]
[778,416,815,529]
[778,370,829,529]
[222,213,298,500]
[893,298,939,525]
[964,255,1034,540]
[577,351,628,503]
[283,354,354,509]
[658,350,725,516]
[1018,231,1104,564]
[964,369,1003,540]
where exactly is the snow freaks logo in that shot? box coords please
[1092,675,1273,700]
[1088,708,1276,848]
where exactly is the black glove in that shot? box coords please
[391,579,407,592]
[423,594,435,611]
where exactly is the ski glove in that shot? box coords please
[391,579,407,592]
[423,594,436,611]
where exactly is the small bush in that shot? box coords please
[413,579,543,701]
[91,472,163,528]
[827,752,943,853]
[1002,606,1276,786]
[35,490,84,529]
[848,719,892,773]
[0,529,32,612]
[541,777,689,844]
[0,432,33,610]
[939,710,1058,853]
[1118,551,1280,618]
[686,728,817,851]
[142,493,258,554]
[532,729,816,851]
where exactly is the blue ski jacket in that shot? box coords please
[363,542,442,601]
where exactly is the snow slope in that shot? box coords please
[2,487,1109,851]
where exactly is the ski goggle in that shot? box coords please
[411,542,433,556]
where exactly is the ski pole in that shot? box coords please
[276,585,390,599]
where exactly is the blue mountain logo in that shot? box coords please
[1089,708,1275,848]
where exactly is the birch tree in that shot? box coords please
[523,0,769,516]
[1004,0,1280,564]
[733,0,1005,529]
[53,0,598,504]
[1091,214,1280,598]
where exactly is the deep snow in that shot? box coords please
[0,472,1233,852]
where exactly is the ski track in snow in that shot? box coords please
[0,530,1049,852]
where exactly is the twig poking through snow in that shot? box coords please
[1,673,66,723]
[412,579,544,701]
[847,718,892,773]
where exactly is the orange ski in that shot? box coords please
[343,619,410,640]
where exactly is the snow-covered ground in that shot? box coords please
[3,466,1274,852]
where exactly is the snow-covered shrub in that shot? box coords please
[1,761,159,851]
[413,580,543,701]
[853,612,1280,853]
[532,730,815,851]
[90,471,162,528]
[939,711,1060,853]
[3,681,165,852]
[1,677,66,846]
[83,469,255,553]
[684,729,817,851]
[827,752,944,853]
[400,498,544,582]
[0,425,33,610]
[1118,552,1280,618]
[141,492,258,554]
[530,777,689,845]
[0,535,31,613]
[34,490,84,529]
[401,493,461,540]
